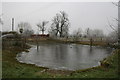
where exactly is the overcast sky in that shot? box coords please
[2,2,118,35]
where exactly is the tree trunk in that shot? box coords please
[60,31,62,37]
[36,36,39,51]
[55,30,59,37]
[90,38,93,47]
[60,23,64,37]
[42,30,44,34]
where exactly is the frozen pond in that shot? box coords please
[16,43,112,71]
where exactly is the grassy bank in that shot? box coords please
[2,48,73,78]
[2,42,119,78]
[28,39,108,47]
[0,50,2,78]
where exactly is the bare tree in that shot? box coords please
[107,18,118,33]
[112,1,120,7]
[84,28,93,38]
[84,28,94,46]
[18,22,33,48]
[73,28,82,41]
[107,31,118,43]
[50,11,70,37]
[23,29,34,37]
[37,21,49,34]
[110,1,120,44]
[18,22,33,36]
[48,25,57,38]
[92,29,104,41]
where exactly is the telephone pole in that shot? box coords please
[118,1,120,44]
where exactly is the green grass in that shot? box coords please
[0,50,2,78]
[2,47,50,78]
[2,45,119,78]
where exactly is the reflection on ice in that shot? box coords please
[16,43,112,70]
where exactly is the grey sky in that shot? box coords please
[2,2,118,35]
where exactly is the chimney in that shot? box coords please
[12,18,14,31]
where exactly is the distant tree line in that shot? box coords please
[17,11,118,43]
[18,11,69,38]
